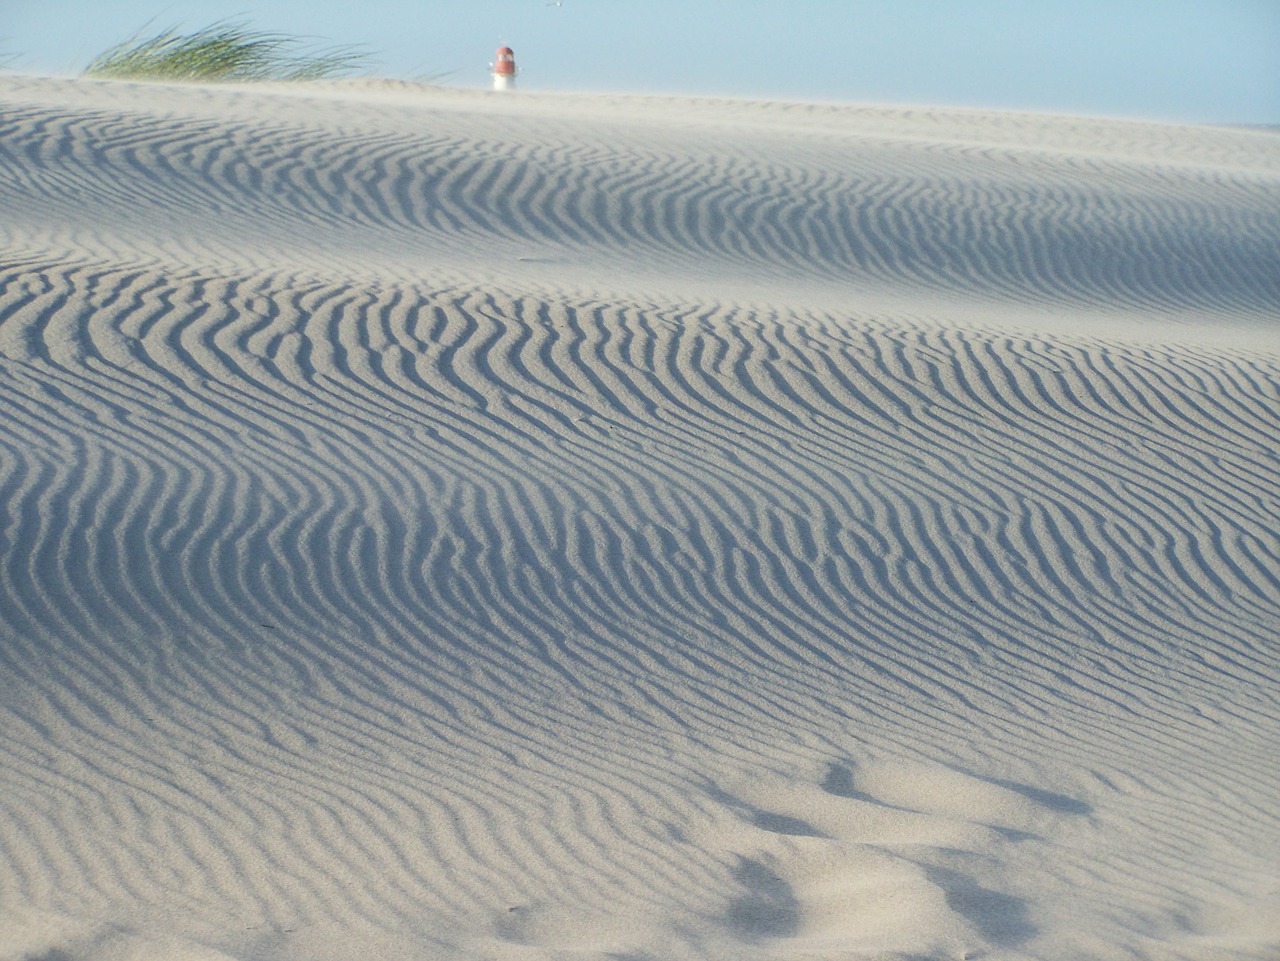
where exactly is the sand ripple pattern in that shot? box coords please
[3,76,1278,313]
[2,78,1279,961]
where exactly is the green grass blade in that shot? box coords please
[82,21,374,82]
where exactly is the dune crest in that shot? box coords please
[1,76,1278,961]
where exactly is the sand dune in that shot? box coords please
[1,75,1278,961]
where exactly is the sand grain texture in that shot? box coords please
[1,76,1279,960]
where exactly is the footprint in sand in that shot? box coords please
[708,759,1091,957]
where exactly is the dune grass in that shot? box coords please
[83,21,371,82]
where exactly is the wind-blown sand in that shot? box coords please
[1,75,1278,961]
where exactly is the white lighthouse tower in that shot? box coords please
[491,46,516,91]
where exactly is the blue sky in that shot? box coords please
[3,1,1277,122]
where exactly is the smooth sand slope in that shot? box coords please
[1,76,1278,961]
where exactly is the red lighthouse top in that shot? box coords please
[493,47,516,76]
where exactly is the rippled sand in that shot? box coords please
[2,76,1278,961]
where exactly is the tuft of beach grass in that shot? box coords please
[83,21,371,82]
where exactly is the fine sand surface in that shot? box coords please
[1,75,1278,961]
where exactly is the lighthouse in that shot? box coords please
[491,46,516,91]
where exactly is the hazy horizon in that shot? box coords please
[3,0,1277,123]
